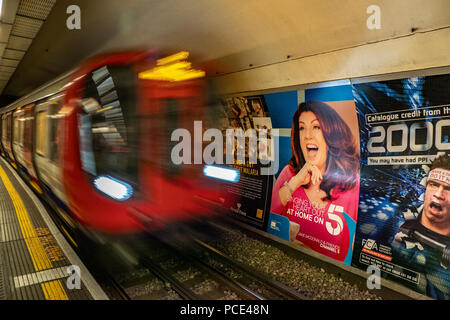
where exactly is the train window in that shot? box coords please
[6,114,11,142]
[13,114,25,147]
[13,115,19,144]
[20,115,25,147]
[19,119,24,147]
[79,113,96,176]
[35,99,63,163]
[80,65,138,188]
[36,111,48,156]
[1,117,6,142]
[41,100,63,163]
[49,114,60,162]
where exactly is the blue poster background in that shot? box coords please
[351,74,450,300]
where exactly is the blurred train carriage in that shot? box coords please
[0,50,236,237]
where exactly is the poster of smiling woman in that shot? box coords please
[268,87,361,265]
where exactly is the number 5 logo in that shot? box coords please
[326,205,344,236]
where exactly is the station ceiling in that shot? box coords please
[0,0,449,106]
[0,0,55,98]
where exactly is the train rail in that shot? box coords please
[110,235,263,300]
[140,238,261,299]
[148,232,308,300]
[94,224,310,300]
[187,238,308,300]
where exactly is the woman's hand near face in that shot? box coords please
[292,162,323,188]
[279,162,323,206]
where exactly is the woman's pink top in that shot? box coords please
[270,165,360,261]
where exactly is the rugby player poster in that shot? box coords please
[351,74,450,300]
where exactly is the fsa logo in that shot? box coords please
[326,204,344,236]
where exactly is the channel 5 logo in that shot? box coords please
[326,204,344,236]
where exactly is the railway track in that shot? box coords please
[133,235,261,300]
[109,231,307,300]
[184,238,307,300]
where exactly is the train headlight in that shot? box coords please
[94,175,133,201]
[203,165,240,183]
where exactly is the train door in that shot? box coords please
[24,104,41,192]
[34,95,68,206]
[0,113,5,158]
[13,107,29,178]
[4,111,16,167]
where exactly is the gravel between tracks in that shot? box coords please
[207,228,383,300]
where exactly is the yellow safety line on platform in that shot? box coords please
[0,165,68,300]
[41,280,69,300]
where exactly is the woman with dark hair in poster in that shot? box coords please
[270,100,360,262]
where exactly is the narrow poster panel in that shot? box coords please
[351,74,450,300]
[219,96,274,229]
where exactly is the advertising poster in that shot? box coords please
[219,96,274,230]
[351,74,450,300]
[267,87,361,265]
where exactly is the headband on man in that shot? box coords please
[428,168,450,185]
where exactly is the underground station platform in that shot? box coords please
[0,158,108,300]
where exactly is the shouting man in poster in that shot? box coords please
[393,154,450,299]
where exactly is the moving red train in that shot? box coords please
[0,50,238,236]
